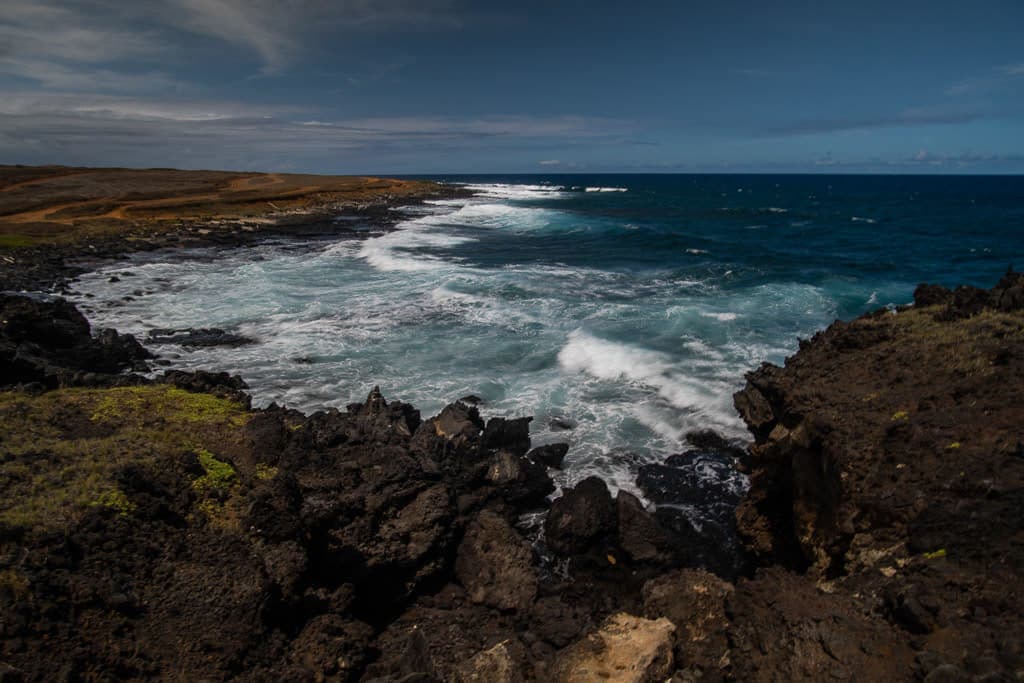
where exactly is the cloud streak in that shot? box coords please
[0,93,634,171]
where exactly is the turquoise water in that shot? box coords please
[69,174,1024,493]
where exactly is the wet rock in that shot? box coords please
[550,612,675,683]
[486,451,554,507]
[434,401,485,447]
[684,429,745,458]
[544,477,615,555]
[615,492,676,565]
[549,417,577,431]
[145,327,255,347]
[482,416,533,456]
[526,443,569,469]
[459,394,483,405]
[455,511,538,612]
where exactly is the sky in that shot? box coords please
[1,0,1023,174]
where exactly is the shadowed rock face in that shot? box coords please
[0,293,150,387]
[729,270,1024,678]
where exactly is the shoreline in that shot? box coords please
[0,165,470,293]
[2,165,1023,680]
[3,274,1021,680]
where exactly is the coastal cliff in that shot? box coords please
[3,258,1023,679]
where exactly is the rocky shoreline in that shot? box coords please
[2,230,1024,679]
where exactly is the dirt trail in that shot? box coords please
[3,173,317,224]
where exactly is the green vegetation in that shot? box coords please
[923,548,947,560]
[91,385,250,427]
[0,385,251,533]
[891,410,909,422]
[91,489,137,515]
[192,449,237,492]
[255,463,279,480]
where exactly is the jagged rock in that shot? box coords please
[455,511,538,612]
[486,451,554,506]
[482,416,533,456]
[615,492,676,565]
[286,614,375,679]
[453,639,528,683]
[550,613,675,683]
[434,401,485,447]
[0,294,151,386]
[544,477,615,555]
[527,443,569,469]
[726,569,915,681]
[160,369,250,404]
[642,569,732,674]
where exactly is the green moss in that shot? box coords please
[91,386,250,427]
[947,441,962,450]
[891,410,909,422]
[923,548,947,560]
[255,463,278,480]
[192,449,236,492]
[91,489,136,515]
[0,385,251,533]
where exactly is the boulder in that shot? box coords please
[544,477,615,555]
[434,401,485,447]
[482,416,533,456]
[550,613,675,683]
[453,639,528,683]
[615,492,676,565]
[641,569,733,673]
[486,451,554,507]
[526,443,569,469]
[455,511,538,612]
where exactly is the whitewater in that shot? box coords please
[67,174,1024,494]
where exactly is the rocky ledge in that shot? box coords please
[1,272,1023,682]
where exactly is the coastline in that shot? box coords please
[0,165,470,292]
[1,166,1023,681]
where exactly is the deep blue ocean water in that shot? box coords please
[69,174,1024,493]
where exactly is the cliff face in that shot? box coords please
[731,271,1024,679]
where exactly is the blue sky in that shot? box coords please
[1,0,1023,173]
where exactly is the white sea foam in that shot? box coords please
[700,311,739,321]
[686,248,709,255]
[851,216,877,224]
[462,183,567,200]
[585,186,628,192]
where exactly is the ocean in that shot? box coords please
[68,174,1024,494]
